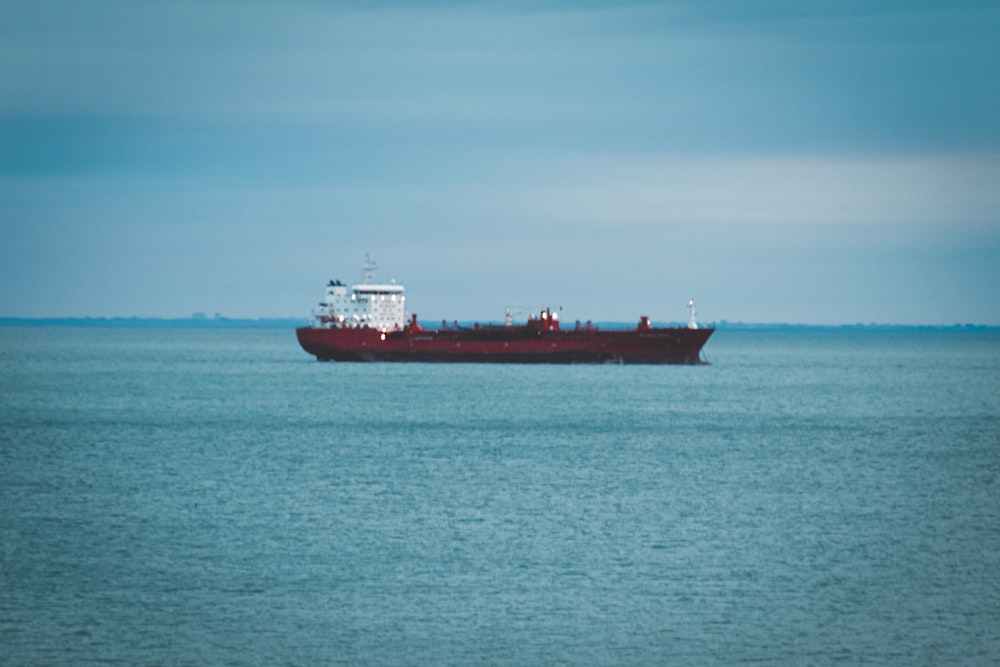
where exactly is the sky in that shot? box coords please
[2,0,999,325]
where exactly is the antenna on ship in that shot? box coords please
[687,299,698,330]
[363,253,377,285]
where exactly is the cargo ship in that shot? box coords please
[295,257,713,364]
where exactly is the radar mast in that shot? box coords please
[362,253,377,285]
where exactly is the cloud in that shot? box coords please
[3,0,997,148]
[511,153,1000,227]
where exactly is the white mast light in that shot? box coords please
[687,299,698,330]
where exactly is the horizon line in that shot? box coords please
[1,316,997,330]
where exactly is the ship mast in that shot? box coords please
[362,253,377,285]
[687,299,698,330]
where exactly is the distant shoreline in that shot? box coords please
[0,317,305,329]
[0,317,996,331]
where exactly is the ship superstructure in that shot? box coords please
[312,255,405,332]
[297,257,714,364]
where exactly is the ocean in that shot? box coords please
[2,326,998,665]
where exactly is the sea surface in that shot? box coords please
[2,326,998,666]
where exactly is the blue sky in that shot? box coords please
[2,0,998,324]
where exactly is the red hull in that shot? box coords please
[296,323,713,364]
